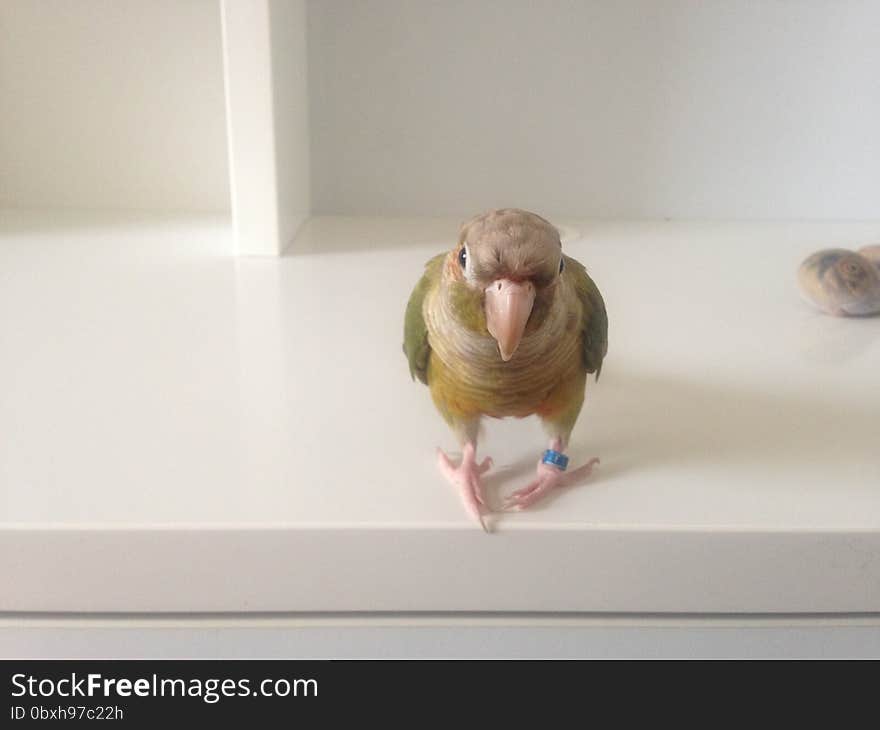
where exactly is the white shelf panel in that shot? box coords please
[5,615,880,659]
[2,210,879,612]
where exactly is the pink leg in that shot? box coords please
[503,439,599,511]
[436,442,493,531]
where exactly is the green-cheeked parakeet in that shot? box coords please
[403,209,608,529]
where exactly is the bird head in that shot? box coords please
[443,209,565,361]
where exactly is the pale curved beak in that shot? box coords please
[484,279,535,361]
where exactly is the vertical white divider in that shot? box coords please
[220,0,310,256]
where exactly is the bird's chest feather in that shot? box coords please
[425,294,582,419]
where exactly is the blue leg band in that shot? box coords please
[541,449,569,471]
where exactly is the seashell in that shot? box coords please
[797,247,880,316]
[857,244,880,268]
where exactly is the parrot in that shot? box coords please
[403,208,608,529]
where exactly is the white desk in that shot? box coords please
[2,211,879,654]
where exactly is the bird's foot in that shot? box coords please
[502,456,600,511]
[436,443,493,531]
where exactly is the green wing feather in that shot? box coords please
[564,255,608,379]
[403,254,444,384]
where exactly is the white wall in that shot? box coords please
[308,0,880,220]
[3,1,877,220]
[0,0,230,212]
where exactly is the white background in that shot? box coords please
[3,1,878,219]
[0,0,229,212]
[308,0,880,219]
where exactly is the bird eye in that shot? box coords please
[559,257,565,273]
[458,247,468,269]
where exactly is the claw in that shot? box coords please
[503,456,600,511]
[436,444,492,531]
